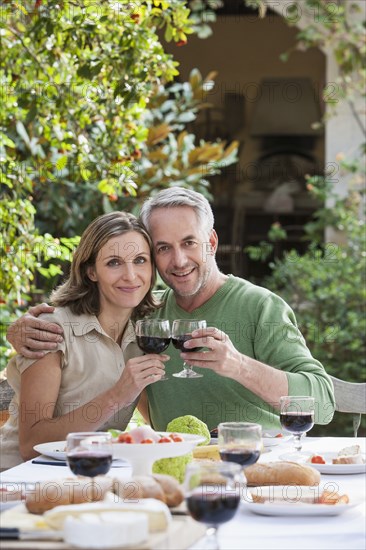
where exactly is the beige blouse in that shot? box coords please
[0,307,142,469]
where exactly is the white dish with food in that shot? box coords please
[34,441,67,461]
[242,499,361,517]
[35,432,205,475]
[242,484,361,516]
[262,430,292,447]
[111,432,205,475]
[303,452,366,475]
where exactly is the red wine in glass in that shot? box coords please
[186,491,240,525]
[67,451,112,477]
[66,432,113,498]
[279,396,315,458]
[172,319,207,378]
[219,448,260,466]
[135,319,171,381]
[172,335,203,353]
[184,461,243,549]
[218,422,262,469]
[280,413,314,433]
[136,336,170,354]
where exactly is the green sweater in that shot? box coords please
[147,275,335,431]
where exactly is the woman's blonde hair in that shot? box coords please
[51,211,159,319]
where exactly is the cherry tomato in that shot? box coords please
[171,435,184,442]
[275,433,284,438]
[158,437,172,443]
[117,433,134,444]
[311,455,326,464]
[140,438,154,444]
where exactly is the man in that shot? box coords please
[7,188,335,431]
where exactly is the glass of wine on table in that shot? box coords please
[184,461,244,550]
[279,396,315,461]
[171,319,207,378]
[135,319,171,381]
[66,432,113,497]
[218,422,262,468]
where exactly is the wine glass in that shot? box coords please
[135,319,171,381]
[279,396,315,460]
[184,461,244,550]
[171,319,207,378]
[66,432,113,498]
[218,422,262,467]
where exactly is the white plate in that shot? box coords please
[242,485,362,516]
[242,499,361,516]
[262,430,291,447]
[301,452,366,475]
[34,441,66,461]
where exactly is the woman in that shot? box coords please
[0,212,168,469]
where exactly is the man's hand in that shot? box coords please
[7,303,64,358]
[180,327,242,378]
[181,326,288,405]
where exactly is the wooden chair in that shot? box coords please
[330,375,366,437]
[0,378,14,427]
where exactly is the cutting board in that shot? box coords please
[0,515,206,550]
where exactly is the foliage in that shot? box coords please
[1,0,239,371]
[246,163,366,436]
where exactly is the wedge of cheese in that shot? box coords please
[63,512,148,549]
[44,497,171,532]
[192,444,220,460]
[332,445,364,464]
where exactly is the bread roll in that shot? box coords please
[25,476,112,514]
[113,474,184,508]
[113,476,165,503]
[245,461,321,487]
[152,474,184,507]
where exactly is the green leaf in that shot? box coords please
[55,156,68,171]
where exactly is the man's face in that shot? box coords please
[148,206,217,299]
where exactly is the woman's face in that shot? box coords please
[87,230,153,314]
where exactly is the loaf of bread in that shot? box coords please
[113,474,184,508]
[245,461,321,487]
[25,476,113,514]
[332,445,365,464]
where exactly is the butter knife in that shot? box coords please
[0,528,63,540]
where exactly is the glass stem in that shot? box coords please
[204,526,219,550]
[183,361,192,374]
[294,433,303,452]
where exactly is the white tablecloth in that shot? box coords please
[1,437,365,550]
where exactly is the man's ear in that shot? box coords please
[87,266,97,282]
[208,229,219,254]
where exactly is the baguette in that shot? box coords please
[245,461,321,487]
[25,476,112,514]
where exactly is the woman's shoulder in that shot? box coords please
[38,306,79,324]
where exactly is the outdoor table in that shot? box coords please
[0,436,365,549]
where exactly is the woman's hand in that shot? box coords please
[115,354,169,404]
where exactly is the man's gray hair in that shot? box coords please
[140,187,214,235]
